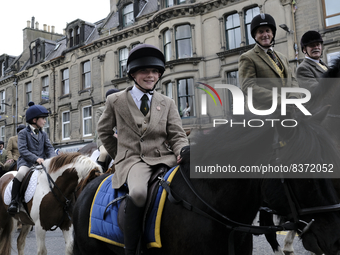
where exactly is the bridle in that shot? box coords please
[160,126,340,245]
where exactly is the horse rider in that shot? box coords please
[3,124,26,172]
[94,88,119,169]
[296,30,328,91]
[7,102,56,215]
[0,140,7,173]
[97,44,189,255]
[238,13,300,111]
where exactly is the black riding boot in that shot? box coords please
[124,196,144,255]
[7,178,22,215]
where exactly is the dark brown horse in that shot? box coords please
[0,153,102,255]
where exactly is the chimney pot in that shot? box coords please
[43,24,47,31]
[52,26,55,33]
[27,21,31,28]
[35,22,39,30]
[48,25,50,32]
[31,17,35,28]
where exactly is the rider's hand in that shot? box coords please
[36,158,44,165]
[177,155,182,164]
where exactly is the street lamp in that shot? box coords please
[279,24,294,34]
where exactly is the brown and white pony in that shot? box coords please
[0,152,102,255]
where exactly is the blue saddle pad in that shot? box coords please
[89,165,179,248]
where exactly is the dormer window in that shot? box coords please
[123,3,134,27]
[36,45,41,62]
[166,0,186,7]
[69,30,74,47]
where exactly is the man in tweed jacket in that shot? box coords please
[239,13,300,110]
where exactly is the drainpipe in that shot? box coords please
[291,3,299,67]
[52,67,56,143]
[13,77,18,127]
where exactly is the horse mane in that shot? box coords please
[185,111,340,175]
[48,152,82,173]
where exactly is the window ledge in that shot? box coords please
[78,87,93,96]
[166,57,203,68]
[216,44,255,60]
[58,94,72,100]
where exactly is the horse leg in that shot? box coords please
[283,230,296,255]
[259,210,284,255]
[35,221,47,255]
[0,216,14,255]
[62,225,74,255]
[16,224,31,255]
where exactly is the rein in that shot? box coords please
[272,127,340,235]
[41,164,73,231]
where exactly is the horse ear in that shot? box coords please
[309,105,331,124]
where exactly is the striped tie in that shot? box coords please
[267,49,283,70]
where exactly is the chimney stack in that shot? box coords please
[27,20,31,28]
[35,22,39,30]
[31,16,35,28]
[43,24,47,31]
[48,25,50,32]
[52,26,55,33]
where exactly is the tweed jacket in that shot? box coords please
[97,86,189,189]
[296,58,328,92]
[6,135,20,161]
[94,106,105,148]
[0,149,7,165]
[239,44,300,110]
[17,126,56,169]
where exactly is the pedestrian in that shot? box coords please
[3,124,26,172]
[238,13,300,110]
[0,140,7,173]
[296,30,328,91]
[7,102,56,215]
[97,44,189,255]
[94,88,119,169]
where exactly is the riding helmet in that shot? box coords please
[16,124,26,134]
[25,101,49,124]
[300,30,323,53]
[105,89,119,98]
[127,44,165,79]
[250,13,277,39]
[0,141,4,145]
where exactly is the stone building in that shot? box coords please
[0,0,339,151]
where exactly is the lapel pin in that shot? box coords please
[157,106,161,111]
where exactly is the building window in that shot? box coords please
[227,71,239,112]
[41,76,49,101]
[175,25,192,59]
[165,82,173,99]
[62,111,70,140]
[178,78,195,118]
[36,45,41,62]
[119,48,128,78]
[83,106,92,137]
[0,91,5,112]
[0,126,4,142]
[323,0,340,28]
[82,61,91,89]
[26,82,32,104]
[43,117,50,137]
[166,0,174,7]
[225,13,241,50]
[123,3,134,27]
[164,29,172,61]
[327,51,340,65]
[245,7,260,45]
[76,26,80,45]
[0,61,5,77]
[69,29,74,47]
[62,69,69,95]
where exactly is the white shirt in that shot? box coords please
[129,85,152,110]
[256,43,274,54]
[305,56,321,64]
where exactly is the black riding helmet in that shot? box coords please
[127,44,165,93]
[16,124,26,134]
[25,101,49,124]
[251,13,276,46]
[300,30,323,54]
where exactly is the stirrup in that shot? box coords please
[7,201,20,215]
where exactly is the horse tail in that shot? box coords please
[0,216,14,255]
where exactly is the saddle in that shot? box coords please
[117,165,169,232]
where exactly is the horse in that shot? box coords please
[262,57,340,255]
[0,152,102,255]
[72,107,340,255]
[78,142,113,173]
